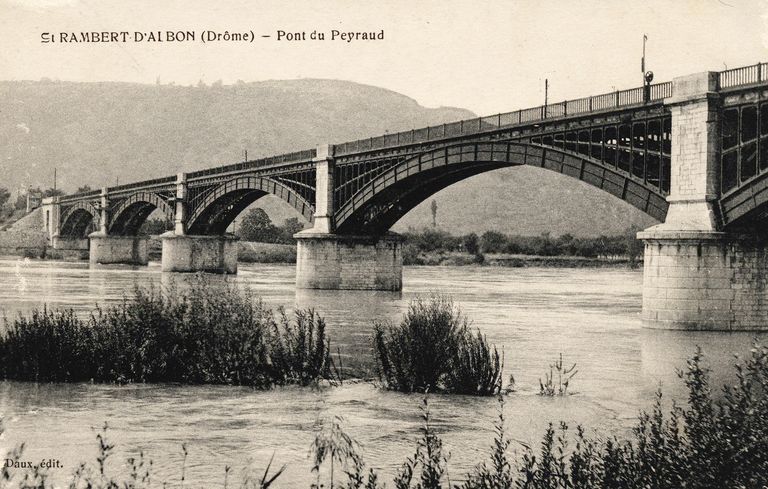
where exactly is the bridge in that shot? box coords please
[41,63,768,330]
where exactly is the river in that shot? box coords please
[0,257,763,487]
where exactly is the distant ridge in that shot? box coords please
[0,79,655,237]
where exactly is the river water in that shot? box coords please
[0,257,764,487]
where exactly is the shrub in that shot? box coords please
[0,277,331,388]
[269,308,331,386]
[373,295,502,395]
[446,328,502,395]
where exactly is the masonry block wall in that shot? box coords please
[295,233,402,291]
[90,235,149,266]
[161,234,239,274]
[642,235,768,330]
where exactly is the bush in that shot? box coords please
[0,277,331,387]
[269,308,331,386]
[373,295,502,395]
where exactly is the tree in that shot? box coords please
[76,185,93,193]
[140,217,172,235]
[238,208,280,242]
[430,200,438,227]
[14,193,27,210]
[463,233,480,255]
[0,187,10,208]
[480,231,507,253]
[624,225,645,267]
[14,187,41,210]
[280,217,305,241]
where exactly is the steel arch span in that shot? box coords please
[334,141,669,235]
[109,191,175,236]
[59,202,101,238]
[186,176,314,235]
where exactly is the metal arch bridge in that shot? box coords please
[51,62,768,240]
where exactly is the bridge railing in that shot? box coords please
[333,81,673,156]
[719,62,768,89]
[59,189,102,203]
[108,176,178,194]
[186,148,317,180]
[59,62,765,202]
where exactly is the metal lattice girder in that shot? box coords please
[333,140,669,235]
[186,175,314,235]
[108,191,175,236]
[59,201,101,238]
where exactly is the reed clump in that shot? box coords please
[0,277,331,387]
[538,353,578,396]
[373,295,502,396]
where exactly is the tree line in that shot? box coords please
[401,227,645,261]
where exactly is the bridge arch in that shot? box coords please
[109,192,175,236]
[187,176,314,235]
[59,202,101,238]
[334,141,669,235]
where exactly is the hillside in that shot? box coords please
[0,79,656,237]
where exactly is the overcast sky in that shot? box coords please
[1,0,766,115]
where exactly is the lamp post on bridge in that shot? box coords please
[641,34,653,103]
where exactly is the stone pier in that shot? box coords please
[52,235,89,250]
[293,144,404,291]
[639,231,768,330]
[161,233,239,274]
[89,233,149,265]
[638,71,768,330]
[295,232,403,291]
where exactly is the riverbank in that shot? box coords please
[406,250,639,268]
[1,245,638,268]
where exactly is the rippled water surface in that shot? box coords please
[0,257,764,487]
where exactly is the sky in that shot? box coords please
[0,0,767,115]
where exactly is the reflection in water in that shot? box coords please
[294,288,403,375]
[0,257,765,487]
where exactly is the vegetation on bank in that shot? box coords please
[401,227,645,267]
[235,209,306,244]
[238,241,297,264]
[3,345,768,488]
[373,295,503,396]
[0,278,331,387]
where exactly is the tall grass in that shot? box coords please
[0,277,331,387]
[373,295,502,395]
[2,345,768,488]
